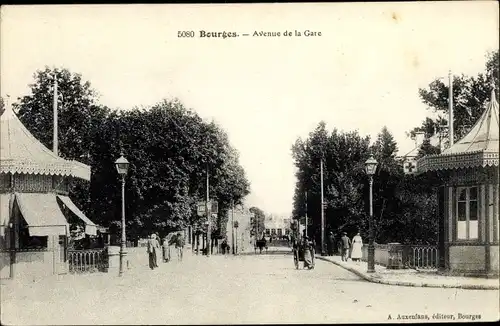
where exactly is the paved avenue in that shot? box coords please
[1,254,498,324]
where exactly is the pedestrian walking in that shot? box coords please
[175,231,185,261]
[351,232,363,263]
[221,238,229,255]
[336,235,343,256]
[340,232,351,262]
[147,233,160,269]
[302,236,315,270]
[162,236,170,262]
[327,231,335,256]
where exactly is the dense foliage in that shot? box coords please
[291,50,498,245]
[409,50,499,145]
[13,67,250,242]
[249,206,266,237]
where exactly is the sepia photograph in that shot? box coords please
[0,2,499,324]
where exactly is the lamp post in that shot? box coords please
[364,155,378,273]
[204,220,209,255]
[234,221,239,254]
[115,153,129,277]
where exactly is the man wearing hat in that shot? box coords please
[340,232,352,262]
[327,231,335,256]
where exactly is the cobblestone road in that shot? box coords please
[1,254,498,324]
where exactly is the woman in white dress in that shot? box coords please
[351,232,363,262]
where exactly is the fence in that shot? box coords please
[361,244,438,270]
[0,248,57,280]
[405,245,438,269]
[68,249,108,274]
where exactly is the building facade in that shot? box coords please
[264,214,291,239]
[0,106,97,280]
[417,89,499,277]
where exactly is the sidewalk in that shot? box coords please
[318,255,499,290]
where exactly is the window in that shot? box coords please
[271,229,276,235]
[19,228,48,249]
[285,229,290,236]
[277,229,283,237]
[265,229,270,235]
[456,186,478,240]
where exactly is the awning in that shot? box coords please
[15,193,68,236]
[57,195,97,236]
[0,193,13,237]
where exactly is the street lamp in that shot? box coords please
[364,155,378,273]
[115,153,129,277]
[233,221,239,254]
[204,220,209,255]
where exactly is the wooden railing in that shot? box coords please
[68,249,107,274]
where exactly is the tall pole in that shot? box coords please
[119,175,126,277]
[320,159,325,256]
[367,176,375,273]
[206,165,211,257]
[448,70,454,147]
[305,191,308,237]
[53,71,58,156]
[231,201,235,255]
[255,212,259,244]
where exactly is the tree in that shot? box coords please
[13,68,251,243]
[369,127,404,241]
[292,122,371,243]
[411,50,499,144]
[249,207,266,237]
[292,122,439,245]
[13,67,109,230]
[417,138,441,158]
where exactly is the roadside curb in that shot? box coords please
[317,256,499,290]
[238,250,292,256]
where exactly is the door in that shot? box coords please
[55,235,68,274]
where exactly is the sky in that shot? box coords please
[1,3,498,217]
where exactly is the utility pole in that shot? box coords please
[320,159,325,256]
[53,70,58,156]
[231,200,235,255]
[206,165,211,257]
[448,70,454,147]
[305,191,308,237]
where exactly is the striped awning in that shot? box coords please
[57,195,97,236]
[417,88,499,174]
[16,193,68,236]
[0,107,91,181]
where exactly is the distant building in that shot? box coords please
[397,131,443,174]
[264,214,291,239]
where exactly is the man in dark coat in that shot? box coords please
[340,232,352,262]
[327,231,335,256]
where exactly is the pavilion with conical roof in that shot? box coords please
[417,88,499,277]
[0,105,97,279]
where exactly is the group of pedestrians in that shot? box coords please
[338,231,363,262]
[147,231,185,270]
[326,230,363,263]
